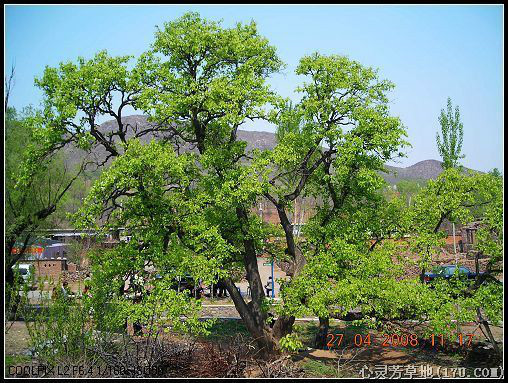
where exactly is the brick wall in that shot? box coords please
[30,259,67,280]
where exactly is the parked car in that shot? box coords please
[423,265,483,283]
[154,273,203,296]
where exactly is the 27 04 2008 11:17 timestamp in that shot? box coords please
[325,333,475,349]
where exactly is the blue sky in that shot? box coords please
[5,5,503,172]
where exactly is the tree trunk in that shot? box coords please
[274,202,307,276]
[223,206,299,356]
[477,308,501,358]
[236,207,269,321]
[419,267,426,283]
[6,266,15,289]
[272,315,295,340]
[474,252,501,358]
[224,277,296,355]
[314,317,329,349]
[223,278,278,355]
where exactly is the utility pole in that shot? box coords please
[259,202,274,297]
[296,197,305,237]
[271,260,275,298]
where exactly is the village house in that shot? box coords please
[39,228,125,247]
[12,238,71,279]
[439,219,483,255]
[460,221,482,253]
[12,230,127,284]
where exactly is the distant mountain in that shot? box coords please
[237,130,277,152]
[383,160,481,184]
[66,115,478,184]
[382,160,446,184]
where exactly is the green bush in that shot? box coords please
[279,333,303,353]
[23,280,95,365]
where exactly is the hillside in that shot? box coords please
[383,160,446,184]
[66,115,476,184]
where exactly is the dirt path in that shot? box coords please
[5,321,31,355]
[6,312,502,379]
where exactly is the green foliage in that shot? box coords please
[436,97,464,169]
[409,168,502,253]
[405,167,503,339]
[281,158,503,341]
[395,179,427,206]
[265,52,411,339]
[279,333,303,353]
[63,239,87,266]
[469,282,503,326]
[21,251,213,367]
[34,50,136,151]
[63,13,286,347]
[15,11,501,356]
[5,266,32,324]
[269,53,408,201]
[5,106,89,294]
[136,11,283,154]
[22,280,94,365]
[488,168,502,178]
[6,108,64,227]
[475,174,503,268]
[85,243,213,337]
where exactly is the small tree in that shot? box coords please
[489,168,502,178]
[408,169,502,355]
[436,97,465,169]
[5,107,87,309]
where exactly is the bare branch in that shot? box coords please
[4,63,15,112]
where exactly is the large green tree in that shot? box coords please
[35,13,285,352]
[31,12,410,353]
[28,12,500,356]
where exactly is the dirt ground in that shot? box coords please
[5,317,503,378]
[5,321,31,356]
[292,319,503,378]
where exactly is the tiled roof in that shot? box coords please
[13,237,64,248]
